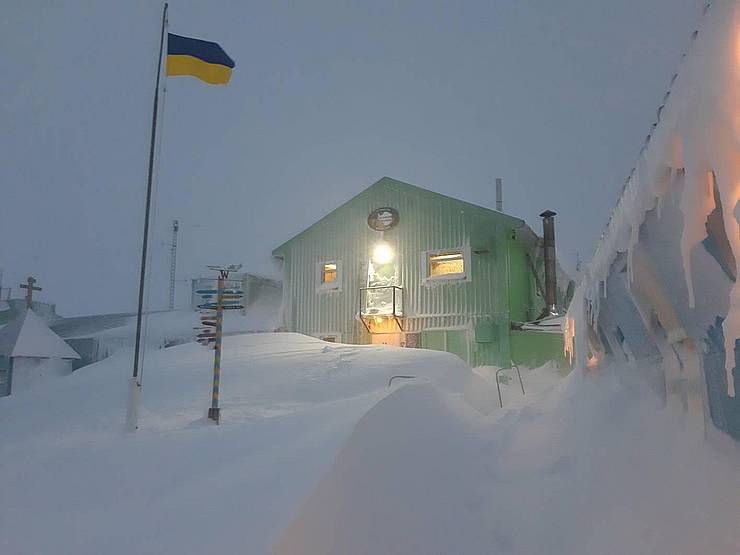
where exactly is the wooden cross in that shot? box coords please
[19,276,42,309]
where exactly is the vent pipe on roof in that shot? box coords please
[495,177,503,212]
[540,210,558,316]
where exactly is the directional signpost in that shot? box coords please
[195,264,242,424]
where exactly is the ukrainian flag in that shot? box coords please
[167,33,235,85]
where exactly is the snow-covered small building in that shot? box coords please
[0,309,80,396]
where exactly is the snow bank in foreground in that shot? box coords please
[276,362,740,555]
[0,333,484,555]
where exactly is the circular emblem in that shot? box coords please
[368,207,399,231]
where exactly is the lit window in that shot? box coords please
[428,251,465,278]
[322,262,337,284]
[319,261,341,291]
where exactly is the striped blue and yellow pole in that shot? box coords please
[207,275,225,423]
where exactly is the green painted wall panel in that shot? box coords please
[510,330,568,369]
[507,237,533,322]
[474,319,495,343]
[421,330,446,352]
[446,330,468,364]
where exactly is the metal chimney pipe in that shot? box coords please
[495,178,503,212]
[539,210,558,315]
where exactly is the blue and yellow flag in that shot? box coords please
[167,33,235,85]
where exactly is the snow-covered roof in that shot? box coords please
[51,311,135,339]
[0,309,80,359]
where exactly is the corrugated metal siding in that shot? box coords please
[274,178,534,366]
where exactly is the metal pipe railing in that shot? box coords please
[359,285,404,331]
[496,365,525,408]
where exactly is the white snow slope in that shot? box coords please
[276,365,740,555]
[0,332,485,555]
[1,332,739,554]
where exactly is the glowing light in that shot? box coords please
[374,316,384,324]
[429,251,464,277]
[372,242,395,264]
[563,316,576,363]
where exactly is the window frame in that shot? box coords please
[317,260,342,292]
[321,262,338,284]
[423,247,470,283]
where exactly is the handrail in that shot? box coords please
[388,375,416,387]
[359,285,405,332]
[496,365,525,408]
[359,285,404,292]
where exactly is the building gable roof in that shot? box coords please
[272,176,524,256]
[0,309,80,359]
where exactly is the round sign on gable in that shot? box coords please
[368,207,399,231]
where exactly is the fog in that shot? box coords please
[1,0,701,316]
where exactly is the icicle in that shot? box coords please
[627,224,639,285]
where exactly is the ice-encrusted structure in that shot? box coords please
[567,0,740,440]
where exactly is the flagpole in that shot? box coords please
[127,2,168,431]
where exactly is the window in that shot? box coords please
[423,248,469,283]
[318,261,341,291]
[322,262,337,284]
[428,251,465,278]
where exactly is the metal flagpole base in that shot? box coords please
[208,407,220,423]
[126,377,141,431]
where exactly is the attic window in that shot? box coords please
[322,263,337,284]
[428,251,465,278]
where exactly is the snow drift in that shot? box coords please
[0,332,492,555]
[275,365,740,555]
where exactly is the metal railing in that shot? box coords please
[388,375,416,387]
[496,365,525,408]
[359,285,404,332]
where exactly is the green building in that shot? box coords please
[272,177,569,368]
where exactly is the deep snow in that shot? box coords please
[2,333,738,555]
[0,332,479,555]
[277,365,740,555]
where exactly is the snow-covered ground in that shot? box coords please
[2,331,738,554]
[0,332,487,555]
[277,364,740,555]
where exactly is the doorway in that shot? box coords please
[371,333,402,347]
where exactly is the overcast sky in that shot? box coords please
[1,0,702,316]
